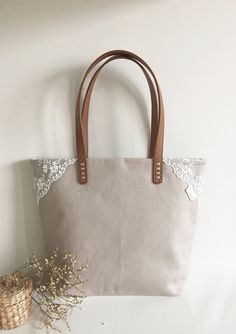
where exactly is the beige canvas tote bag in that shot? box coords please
[32,50,205,296]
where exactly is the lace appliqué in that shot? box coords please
[32,159,76,203]
[164,158,203,201]
[32,158,203,202]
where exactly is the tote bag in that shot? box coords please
[32,50,205,296]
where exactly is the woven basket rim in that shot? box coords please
[0,273,32,294]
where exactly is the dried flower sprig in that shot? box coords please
[16,248,87,332]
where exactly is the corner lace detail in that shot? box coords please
[164,158,203,201]
[33,159,76,203]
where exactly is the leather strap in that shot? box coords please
[75,50,164,184]
[81,55,158,159]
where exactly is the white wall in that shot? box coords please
[0,1,235,333]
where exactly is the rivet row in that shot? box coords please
[155,162,161,182]
[80,162,87,182]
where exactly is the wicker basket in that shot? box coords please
[0,272,32,330]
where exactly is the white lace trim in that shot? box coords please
[32,158,76,203]
[164,158,203,201]
[32,158,203,202]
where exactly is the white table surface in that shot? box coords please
[5,296,200,334]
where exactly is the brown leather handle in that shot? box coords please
[81,55,158,159]
[76,50,164,184]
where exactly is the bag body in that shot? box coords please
[32,50,205,296]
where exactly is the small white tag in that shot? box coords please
[185,185,197,201]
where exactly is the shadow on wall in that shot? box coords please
[0,1,159,44]
[34,62,152,157]
[11,60,152,266]
[11,160,44,268]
